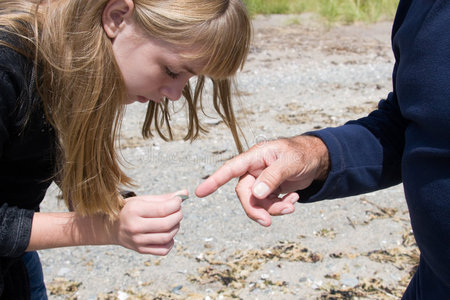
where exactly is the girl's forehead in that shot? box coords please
[179,56,208,75]
[147,35,202,58]
[168,43,210,71]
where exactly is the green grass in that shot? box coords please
[243,0,399,23]
[243,0,309,15]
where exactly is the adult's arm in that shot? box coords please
[196,15,407,225]
[300,91,407,202]
[196,68,407,227]
[195,92,407,226]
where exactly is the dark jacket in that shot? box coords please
[300,0,450,298]
[0,34,56,298]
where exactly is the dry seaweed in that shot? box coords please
[320,277,405,299]
[364,247,419,271]
[315,228,337,239]
[190,240,322,288]
[46,277,81,298]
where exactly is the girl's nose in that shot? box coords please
[160,79,189,101]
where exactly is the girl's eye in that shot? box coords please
[165,67,179,79]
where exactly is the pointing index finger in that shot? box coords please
[195,152,254,197]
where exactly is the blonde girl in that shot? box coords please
[0,0,251,298]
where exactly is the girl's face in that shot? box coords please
[103,1,205,105]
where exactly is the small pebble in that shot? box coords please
[171,285,183,295]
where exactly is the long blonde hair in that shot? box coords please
[0,0,251,219]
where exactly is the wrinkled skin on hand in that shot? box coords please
[196,135,329,226]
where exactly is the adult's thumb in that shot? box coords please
[252,160,292,199]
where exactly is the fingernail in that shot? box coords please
[288,193,299,204]
[281,207,294,215]
[253,182,269,198]
[257,219,268,226]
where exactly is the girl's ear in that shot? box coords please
[102,0,135,38]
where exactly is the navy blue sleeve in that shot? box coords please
[298,0,450,297]
[299,92,406,202]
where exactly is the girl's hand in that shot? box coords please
[111,191,187,256]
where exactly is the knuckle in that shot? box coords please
[158,215,181,231]
[262,169,280,186]
[172,225,180,236]
[223,160,236,175]
[155,223,171,232]
[162,235,175,244]
[151,204,168,217]
[245,211,258,222]
[130,235,141,246]
[235,179,246,192]
[251,142,264,150]
[253,136,272,148]
[173,211,183,225]
[243,207,257,221]
[159,207,171,217]
[126,223,140,235]
[156,242,174,256]
[158,248,171,256]
[136,247,147,254]
[124,203,139,216]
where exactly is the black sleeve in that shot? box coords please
[0,204,33,257]
[0,64,35,258]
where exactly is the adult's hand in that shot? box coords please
[111,190,187,256]
[195,135,329,226]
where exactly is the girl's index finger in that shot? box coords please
[136,196,183,218]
